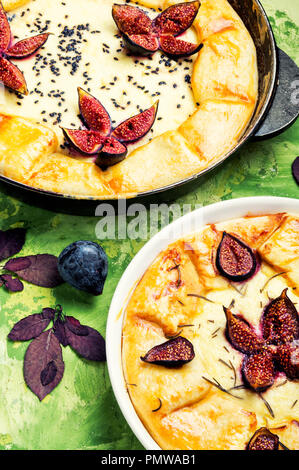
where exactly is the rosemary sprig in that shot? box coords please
[202,376,243,400]
[260,271,288,293]
[259,393,275,418]
[165,329,183,340]
[152,398,162,412]
[187,293,214,303]
[291,399,298,409]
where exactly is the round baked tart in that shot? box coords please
[122,212,299,450]
[0,0,258,198]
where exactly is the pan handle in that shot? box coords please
[252,48,299,140]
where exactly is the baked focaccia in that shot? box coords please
[0,0,258,197]
[122,213,299,450]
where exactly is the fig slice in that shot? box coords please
[216,232,257,282]
[62,128,104,155]
[112,4,153,35]
[153,1,200,36]
[95,136,127,167]
[124,33,159,56]
[262,288,299,345]
[224,307,265,354]
[247,428,279,450]
[0,2,11,52]
[78,87,111,137]
[6,33,50,58]
[159,35,203,59]
[140,336,195,368]
[242,349,275,392]
[275,342,299,380]
[112,101,159,143]
[0,55,27,94]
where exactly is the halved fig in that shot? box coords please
[95,136,127,167]
[153,1,200,36]
[216,232,257,282]
[242,349,275,392]
[0,3,11,52]
[6,33,50,58]
[112,4,152,35]
[275,343,299,380]
[247,428,279,450]
[224,307,264,354]
[140,336,195,368]
[159,35,203,59]
[112,102,158,143]
[0,56,27,94]
[262,289,299,345]
[62,128,104,155]
[123,33,159,56]
[78,87,111,136]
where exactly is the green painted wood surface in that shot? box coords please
[0,0,298,450]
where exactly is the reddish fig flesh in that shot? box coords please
[95,136,127,167]
[216,232,257,282]
[224,307,264,354]
[78,87,111,136]
[0,3,11,52]
[124,33,159,56]
[112,102,158,143]
[112,4,152,35]
[6,33,50,58]
[275,343,299,380]
[140,336,195,368]
[247,428,279,450]
[0,55,27,94]
[62,128,104,155]
[153,1,200,36]
[262,288,299,345]
[242,349,275,392]
[159,35,203,58]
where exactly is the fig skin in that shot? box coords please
[95,137,127,168]
[0,55,27,94]
[153,1,200,36]
[78,87,111,137]
[62,128,104,155]
[224,307,265,354]
[112,101,159,143]
[262,288,299,345]
[123,33,159,56]
[0,2,11,52]
[140,336,195,368]
[216,232,257,282]
[275,342,299,380]
[159,35,203,59]
[6,33,50,58]
[242,349,275,393]
[247,428,279,450]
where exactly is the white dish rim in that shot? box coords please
[106,196,299,451]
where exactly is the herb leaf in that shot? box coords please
[8,308,55,341]
[66,316,89,336]
[4,254,64,287]
[24,330,64,401]
[0,228,26,261]
[53,318,69,347]
[65,323,106,361]
[1,274,24,292]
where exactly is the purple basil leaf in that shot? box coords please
[40,360,57,386]
[292,157,299,185]
[53,319,69,347]
[1,274,24,292]
[8,309,54,341]
[41,307,56,320]
[66,316,89,336]
[0,228,26,261]
[65,323,106,361]
[4,254,64,288]
[24,329,64,401]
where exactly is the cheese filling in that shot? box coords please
[2,0,198,154]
